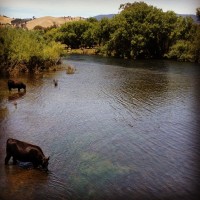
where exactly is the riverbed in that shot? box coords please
[0,55,200,200]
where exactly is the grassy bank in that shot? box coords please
[67,48,97,55]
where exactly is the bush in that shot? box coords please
[66,65,76,74]
[0,27,64,74]
[165,40,193,61]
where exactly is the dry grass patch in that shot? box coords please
[66,65,76,74]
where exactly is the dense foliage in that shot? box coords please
[197,7,200,20]
[0,27,64,74]
[0,1,200,75]
[52,2,200,62]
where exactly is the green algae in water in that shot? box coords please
[70,152,131,198]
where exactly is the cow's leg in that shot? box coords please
[5,154,11,165]
[13,157,17,165]
[33,163,38,169]
[18,88,20,92]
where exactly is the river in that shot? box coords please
[0,55,200,200]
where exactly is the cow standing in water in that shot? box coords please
[7,80,26,92]
[5,138,49,171]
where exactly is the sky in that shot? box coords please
[0,0,199,18]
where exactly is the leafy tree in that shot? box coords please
[196,7,200,20]
[119,3,132,11]
[0,27,64,73]
[44,27,62,42]
[189,25,200,62]
[165,40,192,61]
[104,2,179,58]
[86,17,98,23]
[165,16,200,62]
[94,18,113,46]
[59,21,92,48]
[105,15,131,57]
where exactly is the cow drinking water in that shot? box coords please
[8,80,26,92]
[5,138,49,171]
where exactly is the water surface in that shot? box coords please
[0,55,200,200]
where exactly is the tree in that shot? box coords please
[93,18,113,46]
[59,21,92,48]
[196,7,200,20]
[103,2,179,58]
[86,17,98,23]
[187,24,200,63]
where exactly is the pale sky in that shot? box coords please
[0,0,199,18]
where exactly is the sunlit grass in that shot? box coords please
[67,48,96,55]
[66,65,76,74]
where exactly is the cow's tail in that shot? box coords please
[6,138,12,153]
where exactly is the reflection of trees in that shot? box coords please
[0,106,8,122]
[0,79,9,121]
[2,168,49,200]
[107,61,170,114]
[0,79,8,103]
[8,91,26,101]
[119,69,169,103]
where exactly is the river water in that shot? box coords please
[0,55,200,200]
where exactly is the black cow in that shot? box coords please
[8,80,26,92]
[5,138,49,171]
[53,79,58,87]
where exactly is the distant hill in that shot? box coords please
[0,15,85,29]
[0,13,199,29]
[0,15,12,24]
[177,14,200,24]
[93,13,200,24]
[26,16,85,30]
[93,14,115,20]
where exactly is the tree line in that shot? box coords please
[51,2,199,62]
[57,2,200,62]
[0,2,200,74]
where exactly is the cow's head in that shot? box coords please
[22,83,26,91]
[42,156,49,171]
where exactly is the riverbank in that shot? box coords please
[66,48,200,64]
[66,48,97,55]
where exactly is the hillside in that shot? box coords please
[93,14,115,20]
[0,15,12,24]
[26,16,85,30]
[177,14,200,24]
[0,15,85,29]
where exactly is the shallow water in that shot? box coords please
[0,55,200,200]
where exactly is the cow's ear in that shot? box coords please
[47,156,50,160]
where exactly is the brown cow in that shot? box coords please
[5,138,49,171]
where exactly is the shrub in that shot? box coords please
[0,27,64,73]
[66,65,76,74]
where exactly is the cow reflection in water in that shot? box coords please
[8,91,26,101]
[5,138,49,171]
[8,80,26,92]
